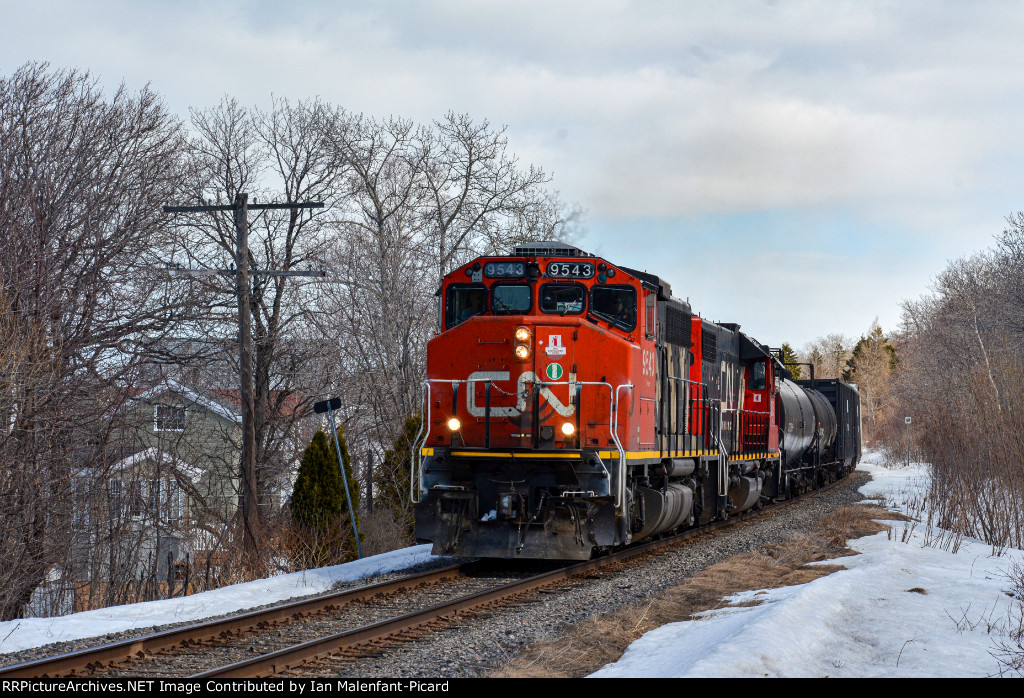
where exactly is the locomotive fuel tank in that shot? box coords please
[633,483,694,540]
[776,378,838,463]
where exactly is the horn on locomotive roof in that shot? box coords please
[511,241,592,258]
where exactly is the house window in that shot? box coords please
[154,404,186,432]
[161,479,184,525]
[127,480,146,518]
[109,477,184,524]
[108,479,123,521]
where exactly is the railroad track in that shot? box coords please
[1,476,849,678]
[0,562,476,678]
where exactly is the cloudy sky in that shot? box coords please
[2,1,1020,347]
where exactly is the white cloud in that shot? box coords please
[4,0,1024,339]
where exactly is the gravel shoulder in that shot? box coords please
[319,471,872,678]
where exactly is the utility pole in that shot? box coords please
[234,194,258,568]
[164,193,324,571]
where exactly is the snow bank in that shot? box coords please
[593,456,1024,677]
[0,544,438,655]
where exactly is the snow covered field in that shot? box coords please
[593,453,1024,678]
[0,545,436,654]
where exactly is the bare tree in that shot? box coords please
[167,97,348,564]
[802,333,852,380]
[319,114,433,447]
[882,216,1024,555]
[0,63,186,619]
[419,112,555,282]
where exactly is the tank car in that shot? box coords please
[412,242,861,560]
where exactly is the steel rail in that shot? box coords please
[0,562,474,678]
[197,475,851,678]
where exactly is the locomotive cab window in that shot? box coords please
[540,283,585,315]
[491,284,532,315]
[590,285,637,331]
[445,284,488,329]
[750,361,766,391]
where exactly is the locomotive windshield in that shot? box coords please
[540,284,585,315]
[491,284,532,315]
[590,285,636,330]
[445,284,488,328]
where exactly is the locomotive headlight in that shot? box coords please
[514,344,530,360]
[561,422,575,436]
[447,417,462,432]
[514,326,531,342]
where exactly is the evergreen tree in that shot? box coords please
[843,323,898,381]
[808,346,824,377]
[842,321,898,441]
[781,343,803,379]
[291,428,360,565]
[374,414,422,542]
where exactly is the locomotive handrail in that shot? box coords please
[666,375,704,386]
[708,400,730,505]
[412,378,477,504]
[411,381,433,504]
[524,378,618,497]
[614,383,634,511]
[721,408,771,454]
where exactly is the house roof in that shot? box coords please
[130,378,306,422]
[111,447,205,483]
[133,378,242,424]
[209,388,304,419]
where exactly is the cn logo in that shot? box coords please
[465,370,575,417]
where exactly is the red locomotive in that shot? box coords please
[413,242,861,560]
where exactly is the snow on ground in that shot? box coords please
[593,452,1024,678]
[0,544,438,655]
[5,453,1022,677]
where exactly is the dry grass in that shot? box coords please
[488,505,894,678]
[360,509,414,557]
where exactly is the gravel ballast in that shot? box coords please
[317,471,872,678]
